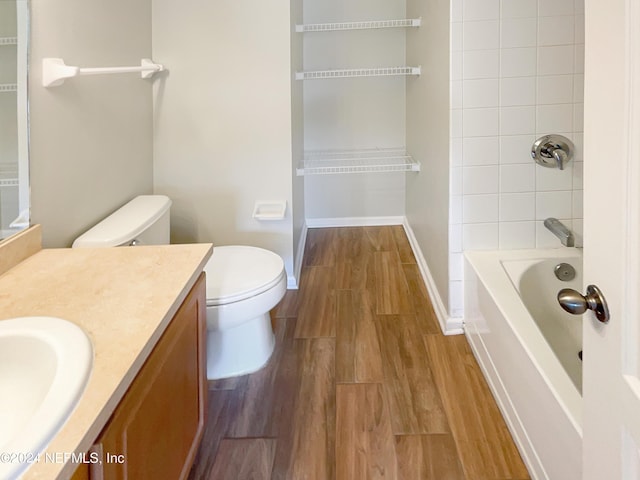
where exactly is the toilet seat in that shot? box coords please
[203,246,286,306]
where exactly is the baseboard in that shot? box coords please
[402,218,463,335]
[288,222,307,290]
[305,216,406,228]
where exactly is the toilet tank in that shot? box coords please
[72,195,172,248]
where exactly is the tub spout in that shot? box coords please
[544,218,574,247]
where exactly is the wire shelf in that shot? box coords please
[0,37,17,46]
[296,66,420,80]
[296,18,421,33]
[297,148,420,176]
[0,178,18,187]
[0,84,17,93]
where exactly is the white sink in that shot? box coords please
[0,317,93,480]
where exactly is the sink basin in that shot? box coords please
[0,317,93,479]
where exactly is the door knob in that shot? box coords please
[557,284,610,324]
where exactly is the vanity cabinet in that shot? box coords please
[75,272,207,480]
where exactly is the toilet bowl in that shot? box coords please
[204,246,286,379]
[73,195,286,380]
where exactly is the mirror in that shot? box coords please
[0,0,29,242]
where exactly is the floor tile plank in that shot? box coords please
[271,338,336,480]
[208,438,276,480]
[295,266,336,338]
[375,315,449,434]
[227,318,297,438]
[402,264,442,335]
[336,290,384,384]
[336,383,397,479]
[304,228,336,267]
[424,335,530,480]
[390,226,416,264]
[373,251,414,315]
[395,434,466,480]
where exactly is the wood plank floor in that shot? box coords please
[189,226,530,480]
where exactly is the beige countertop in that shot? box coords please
[0,240,212,479]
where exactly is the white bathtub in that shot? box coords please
[464,249,583,480]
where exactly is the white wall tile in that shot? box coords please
[451,167,463,195]
[451,195,463,224]
[463,79,499,108]
[572,132,584,161]
[463,165,499,194]
[451,81,463,109]
[574,103,584,132]
[500,164,535,192]
[464,0,500,21]
[572,218,584,247]
[501,18,537,48]
[539,0,574,16]
[575,44,585,73]
[501,0,537,18]
[536,191,573,219]
[463,194,499,223]
[501,48,537,77]
[451,137,463,166]
[449,281,464,316]
[537,75,574,104]
[451,0,463,22]
[463,49,500,79]
[500,135,537,163]
[536,104,573,132]
[500,221,536,249]
[573,161,583,188]
[452,51,463,80]
[499,192,535,221]
[536,219,573,248]
[575,0,585,15]
[452,22,463,51]
[463,223,499,250]
[575,15,585,44]
[463,136,500,165]
[536,163,573,191]
[463,108,499,136]
[573,74,584,103]
[450,223,463,252]
[501,106,536,135]
[500,77,536,106]
[451,109,463,138]
[572,189,583,218]
[538,16,575,46]
[464,20,500,51]
[449,252,465,281]
[538,46,575,75]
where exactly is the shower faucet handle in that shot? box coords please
[531,134,574,170]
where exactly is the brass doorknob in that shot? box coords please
[557,285,610,324]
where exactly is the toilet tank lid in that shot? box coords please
[72,195,172,248]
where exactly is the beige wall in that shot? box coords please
[29,0,154,247]
[405,0,450,312]
[152,0,295,283]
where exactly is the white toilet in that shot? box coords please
[73,195,287,380]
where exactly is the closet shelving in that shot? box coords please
[296,18,421,33]
[296,16,421,176]
[0,37,17,45]
[296,66,420,81]
[296,148,420,176]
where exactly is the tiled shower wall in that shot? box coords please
[448,0,585,317]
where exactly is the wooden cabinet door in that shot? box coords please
[91,273,207,480]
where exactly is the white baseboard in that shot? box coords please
[402,218,463,335]
[288,222,307,289]
[305,216,405,228]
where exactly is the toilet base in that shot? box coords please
[205,312,275,380]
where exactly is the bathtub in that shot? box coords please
[464,249,583,480]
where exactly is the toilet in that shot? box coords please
[72,195,286,380]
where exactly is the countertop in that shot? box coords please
[0,242,213,479]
